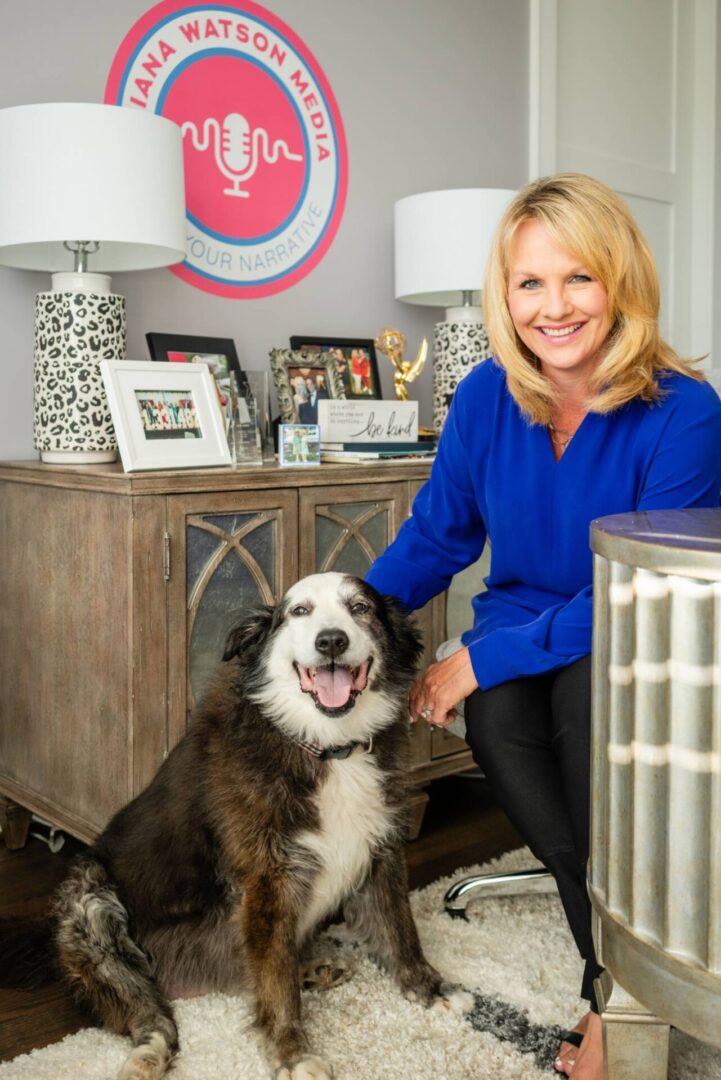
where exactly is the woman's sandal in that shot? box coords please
[553,1030,584,1074]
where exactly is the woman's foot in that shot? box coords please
[553,1011,590,1075]
[555,1011,604,1079]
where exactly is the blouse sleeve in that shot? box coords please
[464,379,721,691]
[464,586,593,690]
[636,379,721,509]
[365,380,488,611]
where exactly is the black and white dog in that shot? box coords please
[1,572,470,1080]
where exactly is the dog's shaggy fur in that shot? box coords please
[0,573,470,1079]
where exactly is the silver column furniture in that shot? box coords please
[590,509,721,1078]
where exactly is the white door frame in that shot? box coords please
[528,0,718,362]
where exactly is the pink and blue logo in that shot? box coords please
[106,1,348,298]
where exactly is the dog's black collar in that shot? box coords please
[295,737,372,761]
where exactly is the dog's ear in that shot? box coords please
[376,591,424,670]
[223,605,277,661]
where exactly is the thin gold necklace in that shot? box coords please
[548,423,575,451]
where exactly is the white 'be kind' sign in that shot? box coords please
[317,399,418,443]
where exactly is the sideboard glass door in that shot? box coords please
[167,489,298,746]
[298,482,410,577]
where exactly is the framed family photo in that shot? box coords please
[289,336,382,400]
[146,333,249,398]
[269,348,346,424]
[100,359,231,472]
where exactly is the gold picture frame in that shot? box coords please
[269,348,346,424]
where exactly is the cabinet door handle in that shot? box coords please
[163,532,171,581]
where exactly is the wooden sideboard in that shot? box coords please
[0,459,472,846]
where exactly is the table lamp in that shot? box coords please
[394,187,516,431]
[0,102,186,463]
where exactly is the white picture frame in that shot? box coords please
[100,359,231,472]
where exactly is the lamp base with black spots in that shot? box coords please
[34,289,125,464]
[432,319,491,433]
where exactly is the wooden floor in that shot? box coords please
[0,773,522,1063]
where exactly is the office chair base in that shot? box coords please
[444,867,556,919]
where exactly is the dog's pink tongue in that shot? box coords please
[314,666,353,708]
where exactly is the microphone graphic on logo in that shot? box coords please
[182,113,303,198]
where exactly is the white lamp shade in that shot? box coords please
[0,102,187,272]
[394,187,516,307]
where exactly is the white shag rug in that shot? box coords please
[1,847,719,1080]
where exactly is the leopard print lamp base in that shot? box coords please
[34,290,126,463]
[432,320,491,432]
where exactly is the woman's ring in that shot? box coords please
[420,707,433,720]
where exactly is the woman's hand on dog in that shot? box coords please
[409,646,478,728]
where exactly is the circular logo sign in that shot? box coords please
[106,0,348,298]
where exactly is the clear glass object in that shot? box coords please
[243,369,272,452]
[225,372,263,466]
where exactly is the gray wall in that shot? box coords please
[0,0,529,459]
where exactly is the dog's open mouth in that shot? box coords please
[295,659,372,714]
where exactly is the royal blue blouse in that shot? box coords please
[366,360,721,690]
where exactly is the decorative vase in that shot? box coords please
[432,320,491,433]
[33,290,125,463]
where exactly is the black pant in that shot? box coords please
[464,655,602,1009]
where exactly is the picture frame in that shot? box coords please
[100,359,231,472]
[278,423,321,466]
[289,336,382,400]
[269,348,346,424]
[146,332,249,396]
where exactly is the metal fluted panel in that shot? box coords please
[605,559,635,919]
[590,553,610,897]
[595,564,719,961]
[589,511,721,1045]
[665,576,715,966]
[630,568,670,945]
[711,582,721,975]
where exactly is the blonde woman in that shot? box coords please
[366,174,721,1080]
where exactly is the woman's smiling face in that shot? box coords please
[506,218,613,388]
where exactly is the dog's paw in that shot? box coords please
[430,988,475,1016]
[117,1034,174,1080]
[299,957,352,992]
[275,1055,334,1080]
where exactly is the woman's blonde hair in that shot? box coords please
[482,173,701,426]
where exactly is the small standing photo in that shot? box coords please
[100,359,231,472]
[278,423,321,467]
[289,337,382,400]
[289,367,330,425]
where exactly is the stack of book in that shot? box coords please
[320,440,437,463]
